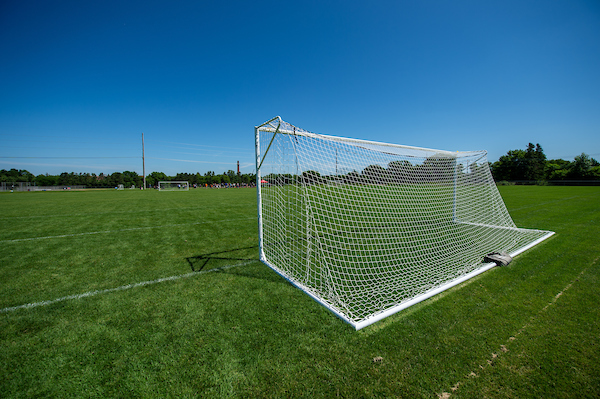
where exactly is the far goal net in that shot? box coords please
[158,181,189,191]
[255,116,554,330]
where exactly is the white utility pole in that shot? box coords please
[142,133,146,190]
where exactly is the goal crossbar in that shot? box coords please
[255,116,555,330]
[257,116,464,157]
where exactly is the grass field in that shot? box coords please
[1,186,599,398]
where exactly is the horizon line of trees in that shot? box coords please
[0,169,257,188]
[1,144,598,188]
[263,145,599,186]
[490,143,600,181]
[264,157,465,186]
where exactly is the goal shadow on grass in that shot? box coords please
[186,246,289,285]
[186,245,259,272]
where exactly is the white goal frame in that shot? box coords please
[158,181,189,191]
[255,116,555,330]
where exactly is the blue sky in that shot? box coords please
[1,0,599,176]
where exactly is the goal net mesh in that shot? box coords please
[158,181,189,191]
[255,117,554,329]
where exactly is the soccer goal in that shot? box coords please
[255,116,554,330]
[158,181,189,191]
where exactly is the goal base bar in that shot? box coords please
[260,230,555,331]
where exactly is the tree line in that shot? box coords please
[490,143,599,182]
[264,157,466,186]
[0,169,256,188]
[1,143,598,188]
[263,144,599,186]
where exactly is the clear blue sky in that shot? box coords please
[1,0,599,176]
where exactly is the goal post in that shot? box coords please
[158,181,189,191]
[255,116,554,330]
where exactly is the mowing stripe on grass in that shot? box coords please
[438,254,600,399]
[0,260,257,313]
[508,195,582,212]
[0,217,257,243]
[0,204,251,220]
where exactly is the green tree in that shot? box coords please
[420,156,456,182]
[204,171,215,185]
[193,173,205,186]
[545,159,570,180]
[301,170,322,184]
[58,172,77,186]
[108,172,124,187]
[75,173,97,187]
[175,173,193,183]
[226,170,236,182]
[147,171,168,188]
[387,160,413,183]
[240,173,254,185]
[35,174,59,186]
[362,164,387,184]
[492,143,545,181]
[524,143,546,180]
[570,153,593,179]
[96,173,107,187]
[343,171,361,184]
[0,168,34,182]
[492,149,526,181]
[123,171,141,188]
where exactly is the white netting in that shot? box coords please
[158,181,189,191]
[255,117,554,329]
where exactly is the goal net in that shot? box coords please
[255,116,554,330]
[158,181,189,191]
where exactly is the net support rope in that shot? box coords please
[255,116,554,330]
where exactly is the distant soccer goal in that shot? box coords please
[158,181,189,191]
[255,116,555,330]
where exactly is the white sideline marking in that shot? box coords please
[1,217,256,243]
[438,255,600,398]
[0,261,256,313]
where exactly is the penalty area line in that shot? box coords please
[0,260,257,314]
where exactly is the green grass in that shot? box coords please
[1,186,599,398]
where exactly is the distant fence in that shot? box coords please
[0,182,86,192]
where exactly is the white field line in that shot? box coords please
[438,254,600,398]
[0,260,256,314]
[0,208,197,220]
[1,217,256,243]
